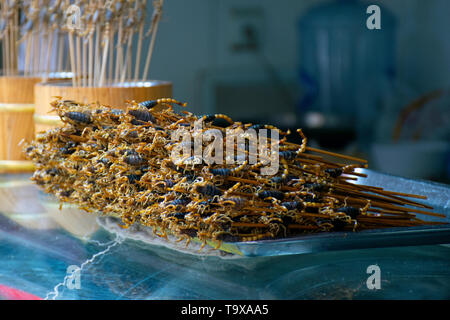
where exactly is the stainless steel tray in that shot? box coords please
[225,169,450,256]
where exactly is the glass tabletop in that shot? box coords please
[0,170,449,299]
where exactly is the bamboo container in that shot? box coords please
[0,74,72,173]
[0,76,41,173]
[34,80,173,133]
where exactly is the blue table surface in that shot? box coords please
[0,172,449,300]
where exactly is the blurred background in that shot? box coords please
[146,0,450,183]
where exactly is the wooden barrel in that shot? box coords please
[0,76,41,173]
[0,74,72,173]
[34,80,173,133]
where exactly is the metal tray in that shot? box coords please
[96,169,450,257]
[226,169,450,256]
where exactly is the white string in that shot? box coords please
[45,234,124,300]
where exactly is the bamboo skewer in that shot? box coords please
[113,17,122,84]
[98,26,109,87]
[331,184,431,209]
[88,34,93,87]
[39,30,46,74]
[57,32,64,72]
[94,24,100,85]
[134,22,144,81]
[44,30,55,83]
[67,31,76,86]
[108,30,114,85]
[82,37,87,87]
[341,182,432,209]
[331,193,445,218]
[120,31,133,83]
[5,24,10,75]
[76,34,81,86]
[142,0,164,81]
[305,146,368,164]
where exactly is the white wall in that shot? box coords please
[368,0,450,94]
[147,0,316,113]
[146,0,450,113]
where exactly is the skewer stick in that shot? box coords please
[23,33,31,76]
[76,34,81,86]
[305,146,368,164]
[127,37,132,80]
[114,19,123,84]
[44,30,55,82]
[120,31,133,83]
[8,21,12,74]
[340,181,432,209]
[1,36,5,75]
[332,184,430,209]
[82,37,87,87]
[332,193,445,218]
[40,29,47,75]
[0,6,3,73]
[142,0,164,81]
[141,15,160,81]
[108,29,114,85]
[341,181,430,210]
[33,30,40,75]
[368,208,415,217]
[5,24,10,75]
[94,25,100,86]
[287,224,319,230]
[68,31,76,87]
[88,34,93,87]
[14,10,19,74]
[30,31,36,75]
[231,222,268,228]
[134,22,144,81]
[358,184,428,199]
[343,182,384,191]
[57,32,64,72]
[98,27,110,87]
[9,20,15,74]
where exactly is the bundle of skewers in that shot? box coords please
[0,0,163,83]
[23,98,446,249]
[1,0,60,77]
[0,1,53,170]
[58,0,164,87]
[0,0,20,76]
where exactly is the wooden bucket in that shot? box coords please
[34,80,173,133]
[0,76,41,173]
[0,74,73,173]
